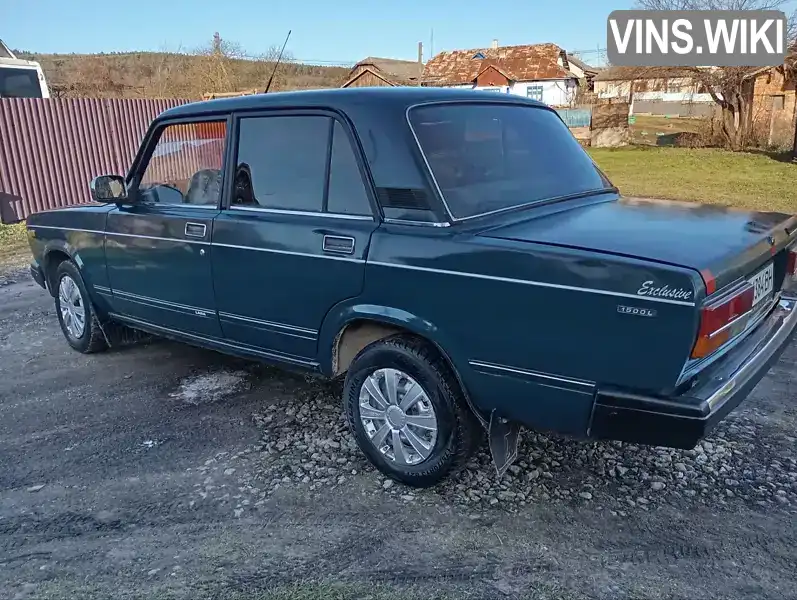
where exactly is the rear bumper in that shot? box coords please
[590,295,797,449]
[30,262,46,291]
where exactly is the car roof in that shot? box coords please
[159,86,548,119]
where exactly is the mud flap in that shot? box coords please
[488,411,521,478]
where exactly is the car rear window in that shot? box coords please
[408,103,612,220]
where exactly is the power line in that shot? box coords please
[290,58,357,66]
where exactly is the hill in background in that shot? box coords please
[14,46,351,99]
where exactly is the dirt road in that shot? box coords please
[1,266,796,600]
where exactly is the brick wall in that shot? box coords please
[751,68,797,149]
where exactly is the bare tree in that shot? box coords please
[187,33,296,97]
[634,0,796,151]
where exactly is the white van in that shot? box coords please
[0,38,50,99]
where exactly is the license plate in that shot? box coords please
[748,262,774,306]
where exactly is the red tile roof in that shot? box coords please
[422,43,574,86]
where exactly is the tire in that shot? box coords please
[343,335,480,487]
[53,260,107,354]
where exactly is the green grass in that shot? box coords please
[628,114,707,145]
[589,146,797,214]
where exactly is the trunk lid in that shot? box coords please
[482,196,797,298]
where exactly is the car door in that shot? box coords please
[211,111,379,364]
[105,117,230,338]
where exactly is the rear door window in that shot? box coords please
[232,115,373,217]
[234,115,329,212]
[327,121,372,216]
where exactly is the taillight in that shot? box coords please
[691,284,755,359]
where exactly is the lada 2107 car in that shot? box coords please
[26,88,797,486]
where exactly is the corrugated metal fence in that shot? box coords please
[0,97,189,223]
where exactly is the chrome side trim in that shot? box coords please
[212,242,365,263]
[106,231,210,246]
[137,203,219,210]
[114,289,214,316]
[27,225,105,235]
[369,261,696,307]
[469,360,595,390]
[383,217,451,228]
[218,312,317,340]
[93,285,111,293]
[227,206,374,221]
[27,225,211,246]
[109,313,319,369]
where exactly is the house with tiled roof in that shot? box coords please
[341,56,423,88]
[421,41,592,107]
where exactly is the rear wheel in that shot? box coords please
[54,261,107,354]
[343,335,479,487]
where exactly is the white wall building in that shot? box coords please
[422,41,594,108]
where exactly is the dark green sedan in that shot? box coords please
[26,87,797,486]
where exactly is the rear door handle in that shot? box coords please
[185,222,207,238]
[322,235,355,255]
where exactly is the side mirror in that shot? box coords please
[90,175,128,203]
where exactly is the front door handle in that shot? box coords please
[322,235,355,255]
[185,222,207,238]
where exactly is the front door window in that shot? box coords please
[138,121,227,207]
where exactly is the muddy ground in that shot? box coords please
[1,266,796,600]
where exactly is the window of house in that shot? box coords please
[234,116,329,212]
[138,121,227,206]
[666,80,681,94]
[772,95,785,111]
[327,121,372,215]
[526,85,543,102]
[233,115,373,217]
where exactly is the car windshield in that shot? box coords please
[0,66,42,98]
[408,103,613,220]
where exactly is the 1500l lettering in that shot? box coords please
[26,88,797,486]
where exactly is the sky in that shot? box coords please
[3,0,795,66]
[2,0,636,66]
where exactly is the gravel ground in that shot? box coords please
[1,265,797,600]
[242,390,797,514]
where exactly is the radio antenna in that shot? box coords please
[264,29,292,93]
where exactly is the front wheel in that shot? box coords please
[343,335,480,487]
[54,261,107,354]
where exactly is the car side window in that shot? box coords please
[138,121,227,207]
[233,116,328,212]
[327,121,372,216]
